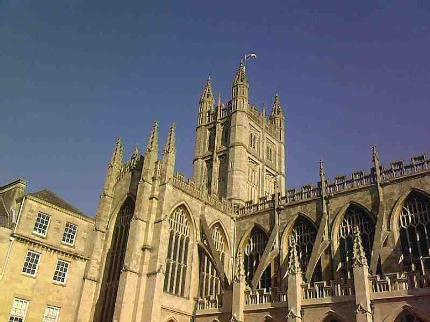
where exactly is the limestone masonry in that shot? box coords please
[1,62,430,322]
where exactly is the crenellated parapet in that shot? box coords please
[115,154,143,184]
[237,152,430,216]
[172,172,235,214]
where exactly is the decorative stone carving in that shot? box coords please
[286,308,302,319]
[230,313,239,322]
[287,236,301,276]
[355,303,372,315]
[353,226,368,268]
[234,252,245,283]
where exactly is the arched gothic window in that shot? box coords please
[323,316,342,322]
[244,226,271,289]
[199,224,228,298]
[99,198,135,322]
[289,216,322,281]
[163,206,191,297]
[338,205,375,279]
[399,192,430,273]
[395,310,424,322]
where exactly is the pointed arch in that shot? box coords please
[106,193,136,230]
[332,202,376,279]
[383,304,430,322]
[163,204,193,297]
[97,196,135,322]
[321,310,347,322]
[331,201,375,245]
[165,201,197,240]
[282,213,321,281]
[209,219,231,252]
[280,212,317,246]
[198,221,229,298]
[165,317,178,322]
[389,188,430,236]
[242,225,271,289]
[237,223,269,254]
[264,314,274,321]
[395,311,425,322]
[390,189,430,273]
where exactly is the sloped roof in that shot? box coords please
[29,189,89,218]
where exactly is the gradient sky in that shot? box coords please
[1,1,429,216]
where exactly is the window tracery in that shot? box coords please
[395,310,424,322]
[289,216,322,281]
[243,227,271,289]
[99,198,135,322]
[398,192,430,273]
[163,206,191,297]
[338,205,374,279]
[199,224,227,298]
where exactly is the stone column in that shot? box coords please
[231,252,245,322]
[286,237,302,322]
[353,227,372,322]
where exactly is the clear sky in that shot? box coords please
[1,1,429,216]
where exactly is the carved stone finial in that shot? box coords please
[233,60,247,84]
[200,75,214,102]
[286,308,302,319]
[353,226,368,267]
[132,145,140,158]
[234,252,245,283]
[287,236,301,275]
[145,121,159,155]
[319,159,324,176]
[372,145,378,162]
[164,123,176,154]
[355,303,372,315]
[371,145,382,184]
[230,314,239,322]
[110,137,124,167]
[271,92,283,117]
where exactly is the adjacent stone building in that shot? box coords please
[1,61,430,321]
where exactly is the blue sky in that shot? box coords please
[1,0,429,216]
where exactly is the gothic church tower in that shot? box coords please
[193,61,286,205]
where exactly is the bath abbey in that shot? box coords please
[1,62,430,322]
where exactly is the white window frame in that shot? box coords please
[42,305,60,322]
[53,259,70,284]
[9,298,29,322]
[62,222,78,246]
[33,212,51,238]
[22,250,41,277]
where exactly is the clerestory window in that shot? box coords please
[244,227,271,289]
[338,205,375,279]
[398,192,430,273]
[199,224,227,298]
[98,197,135,322]
[164,206,191,297]
[289,216,322,281]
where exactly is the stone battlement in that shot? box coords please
[238,152,430,216]
[204,101,282,138]
[172,172,235,214]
